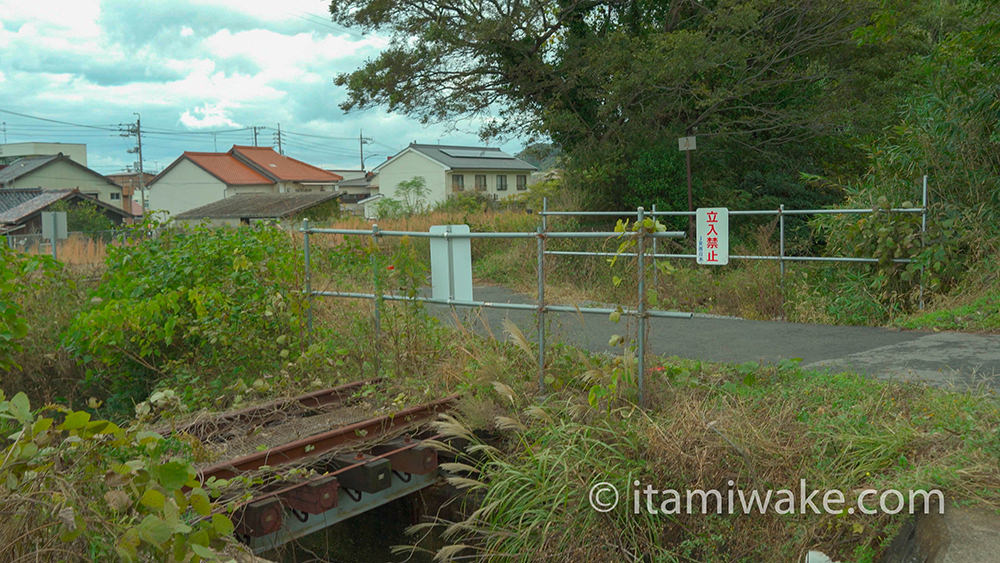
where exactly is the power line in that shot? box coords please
[290,11,369,40]
[0,108,118,131]
[263,125,357,141]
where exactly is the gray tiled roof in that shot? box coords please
[174,192,342,220]
[0,188,44,213]
[407,144,537,171]
[0,190,74,223]
[0,189,132,225]
[0,155,60,185]
[338,177,373,188]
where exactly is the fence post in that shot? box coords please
[302,219,313,340]
[919,175,928,310]
[371,223,382,378]
[778,204,785,318]
[537,197,547,393]
[636,206,647,407]
[651,203,658,290]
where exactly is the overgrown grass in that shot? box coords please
[405,356,1000,562]
[3,221,998,560]
[896,248,1000,333]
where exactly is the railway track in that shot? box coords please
[176,378,384,443]
[181,384,459,552]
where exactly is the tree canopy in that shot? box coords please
[330,0,997,210]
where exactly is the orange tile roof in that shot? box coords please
[231,146,343,183]
[184,152,274,185]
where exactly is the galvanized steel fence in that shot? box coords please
[302,176,929,405]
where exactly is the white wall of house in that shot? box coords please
[446,170,533,201]
[6,159,122,203]
[148,159,228,216]
[376,150,448,205]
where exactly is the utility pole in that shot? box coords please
[120,113,145,213]
[359,129,372,170]
[1,121,6,143]
[252,126,260,147]
[274,124,284,155]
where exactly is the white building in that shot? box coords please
[0,154,123,206]
[0,142,88,167]
[147,146,343,217]
[372,144,537,206]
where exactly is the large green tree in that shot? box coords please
[330,0,970,209]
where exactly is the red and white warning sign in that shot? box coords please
[696,207,729,265]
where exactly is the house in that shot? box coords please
[329,169,378,215]
[172,192,342,227]
[358,193,383,220]
[0,188,132,235]
[0,142,88,167]
[147,146,343,216]
[0,154,124,207]
[372,143,537,206]
[106,171,156,217]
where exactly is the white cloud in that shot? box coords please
[0,0,526,174]
[180,103,240,128]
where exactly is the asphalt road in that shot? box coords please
[425,285,1000,390]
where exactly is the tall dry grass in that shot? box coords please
[18,234,110,266]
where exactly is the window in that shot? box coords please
[516,175,527,191]
[475,174,487,191]
[496,175,508,191]
[452,174,465,191]
[110,192,121,200]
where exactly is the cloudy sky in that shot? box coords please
[0,0,519,174]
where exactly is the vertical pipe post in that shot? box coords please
[371,223,382,378]
[651,203,658,290]
[919,175,928,310]
[778,204,785,318]
[686,150,694,238]
[537,197,547,393]
[636,206,647,407]
[302,219,313,340]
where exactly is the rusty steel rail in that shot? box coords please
[198,394,459,482]
[228,433,444,538]
[176,378,383,440]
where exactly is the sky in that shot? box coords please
[0,0,521,174]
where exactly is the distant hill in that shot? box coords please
[516,143,561,171]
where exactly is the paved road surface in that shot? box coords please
[425,285,1000,390]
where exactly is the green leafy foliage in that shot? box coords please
[0,245,59,372]
[63,219,305,417]
[48,199,118,233]
[0,391,237,560]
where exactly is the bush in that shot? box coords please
[0,390,237,560]
[63,220,306,418]
[0,245,58,372]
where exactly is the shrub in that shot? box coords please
[0,390,237,561]
[63,220,306,418]
[0,245,58,372]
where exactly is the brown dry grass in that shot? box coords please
[20,234,110,265]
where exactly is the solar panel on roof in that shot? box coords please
[440,148,513,159]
